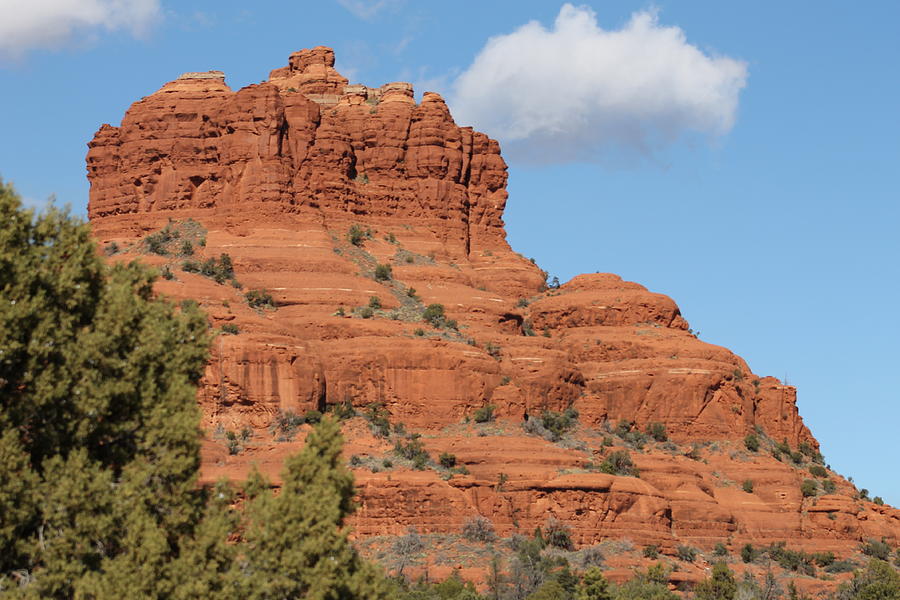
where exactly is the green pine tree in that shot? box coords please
[578,567,612,600]
[241,416,392,599]
[0,180,392,598]
[694,562,737,600]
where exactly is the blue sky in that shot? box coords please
[1,1,898,504]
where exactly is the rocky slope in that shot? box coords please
[87,47,899,582]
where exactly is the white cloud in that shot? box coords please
[449,4,748,164]
[336,0,397,20]
[0,0,161,60]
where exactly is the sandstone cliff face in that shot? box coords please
[87,48,899,564]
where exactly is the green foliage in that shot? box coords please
[812,551,836,567]
[543,517,573,550]
[461,515,496,543]
[180,239,194,256]
[329,400,357,421]
[304,409,323,424]
[861,539,893,561]
[369,296,382,309]
[540,407,579,441]
[614,564,678,600]
[423,303,446,326]
[272,410,305,441]
[473,404,495,423]
[713,542,729,557]
[598,450,637,476]
[643,545,660,559]
[741,543,759,563]
[365,403,392,438]
[348,224,367,246]
[801,478,818,497]
[646,422,667,442]
[374,263,392,281]
[439,452,457,468]
[200,253,236,284]
[245,289,275,309]
[0,182,211,595]
[694,562,737,600]
[837,559,900,600]
[743,479,754,493]
[744,433,760,452]
[767,542,816,575]
[241,418,392,598]
[220,323,239,335]
[676,545,698,562]
[0,186,393,597]
[394,437,431,469]
[809,464,828,478]
[578,567,612,600]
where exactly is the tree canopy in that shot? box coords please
[0,180,389,598]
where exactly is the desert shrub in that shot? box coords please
[365,403,391,438]
[742,479,754,493]
[861,538,892,561]
[304,409,322,424]
[540,407,579,441]
[543,517,573,550]
[245,289,275,309]
[694,563,737,600]
[272,410,305,440]
[809,464,827,478]
[181,259,200,273]
[368,296,381,309]
[413,328,425,336]
[374,263,392,281]
[767,542,815,576]
[438,452,457,468]
[812,551,835,567]
[462,515,496,543]
[348,224,366,246]
[394,437,430,469]
[801,479,818,497]
[742,544,758,563]
[484,342,502,359]
[798,440,816,457]
[744,433,760,452]
[825,559,858,574]
[391,526,424,558]
[646,422,668,442]
[776,439,791,454]
[221,323,239,335]
[144,229,172,255]
[790,450,804,464]
[473,404,495,423]
[104,241,120,255]
[330,400,356,420]
[713,542,729,557]
[677,545,698,562]
[643,544,660,559]
[161,265,175,280]
[422,303,446,327]
[599,450,637,476]
[684,444,702,461]
[179,240,194,256]
[200,253,235,284]
[874,496,885,505]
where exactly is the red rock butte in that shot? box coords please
[87,47,899,580]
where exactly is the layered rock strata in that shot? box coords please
[87,48,900,564]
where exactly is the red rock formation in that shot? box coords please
[87,48,900,581]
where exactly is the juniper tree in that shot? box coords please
[0,181,390,598]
